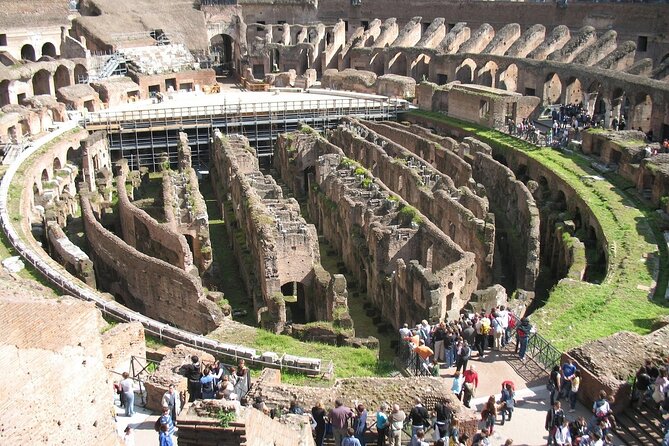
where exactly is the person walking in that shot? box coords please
[120,372,135,417]
[462,365,479,408]
[388,404,406,446]
[455,340,471,373]
[161,384,181,424]
[481,396,497,436]
[499,382,515,424]
[545,401,565,446]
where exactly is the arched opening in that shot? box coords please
[369,53,384,76]
[515,164,529,183]
[610,88,627,128]
[543,73,562,105]
[564,77,583,105]
[74,64,87,84]
[282,281,306,324]
[0,79,10,107]
[630,93,653,133]
[387,52,407,76]
[583,226,605,284]
[41,168,50,183]
[21,44,36,62]
[53,157,62,172]
[538,176,550,201]
[572,207,582,231]
[555,190,567,211]
[269,49,280,73]
[477,61,498,88]
[54,65,71,91]
[66,146,78,164]
[585,81,601,117]
[410,53,430,82]
[455,59,476,84]
[498,64,518,92]
[41,42,57,58]
[492,152,507,167]
[32,69,52,96]
[210,34,234,75]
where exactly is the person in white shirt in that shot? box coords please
[120,372,135,417]
[554,418,572,446]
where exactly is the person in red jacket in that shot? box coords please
[462,365,479,408]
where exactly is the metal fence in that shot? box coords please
[509,313,562,371]
[397,338,432,377]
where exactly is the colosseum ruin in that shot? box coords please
[1,0,669,444]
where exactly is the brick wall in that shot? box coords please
[81,192,223,334]
[101,321,146,377]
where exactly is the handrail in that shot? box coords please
[0,121,331,376]
[508,313,561,372]
[397,337,431,377]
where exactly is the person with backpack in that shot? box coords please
[592,391,615,431]
[388,404,406,446]
[516,318,533,361]
[475,312,490,358]
[548,365,561,407]
[545,401,565,446]
[408,397,430,446]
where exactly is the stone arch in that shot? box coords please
[21,44,36,62]
[455,58,476,84]
[33,182,41,198]
[210,34,234,69]
[66,146,78,164]
[538,176,550,201]
[369,53,384,76]
[498,64,518,92]
[543,72,562,105]
[54,65,71,91]
[388,52,408,76]
[41,168,50,183]
[410,53,431,82]
[477,61,498,88]
[555,189,567,211]
[564,77,583,105]
[0,79,10,107]
[41,42,57,58]
[74,64,88,84]
[515,164,529,183]
[585,81,602,116]
[53,157,62,172]
[32,69,52,96]
[630,93,653,133]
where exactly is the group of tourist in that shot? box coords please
[303,396,482,446]
[183,355,250,403]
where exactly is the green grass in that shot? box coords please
[408,110,669,351]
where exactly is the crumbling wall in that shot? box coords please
[101,321,146,377]
[329,119,493,287]
[81,192,223,334]
[470,149,540,291]
[210,132,351,332]
[117,160,195,272]
[46,221,96,287]
[0,296,118,445]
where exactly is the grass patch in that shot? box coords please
[145,334,166,350]
[409,110,669,351]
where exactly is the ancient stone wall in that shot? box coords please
[470,148,540,291]
[309,152,476,326]
[0,296,118,445]
[328,118,494,287]
[46,220,96,287]
[117,161,195,272]
[210,132,351,332]
[100,321,146,377]
[81,130,112,194]
[81,191,223,334]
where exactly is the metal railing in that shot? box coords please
[397,338,432,377]
[509,313,562,372]
[0,122,333,377]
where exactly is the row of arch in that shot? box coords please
[0,64,88,107]
[20,42,58,62]
[381,50,658,132]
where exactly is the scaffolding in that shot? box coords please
[83,97,407,169]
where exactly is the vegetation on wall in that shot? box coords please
[409,110,669,351]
